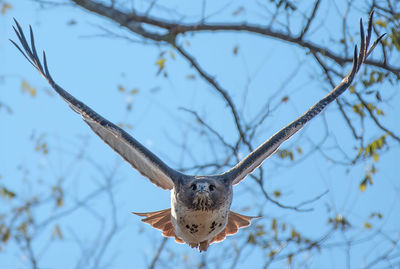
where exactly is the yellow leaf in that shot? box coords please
[169,51,175,59]
[271,218,277,230]
[35,134,49,155]
[291,228,299,238]
[375,19,387,28]
[130,89,139,95]
[21,80,36,97]
[0,187,16,200]
[57,197,63,207]
[247,232,255,244]
[364,222,372,229]
[52,225,63,239]
[118,85,126,92]
[360,182,366,192]
[373,153,379,162]
[156,58,166,69]
[268,250,277,258]
[1,3,12,15]
[2,228,10,243]
[18,223,27,235]
[370,212,381,219]
[288,254,293,264]
[273,190,281,198]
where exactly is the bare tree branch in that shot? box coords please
[71,0,399,77]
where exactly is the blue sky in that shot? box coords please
[0,1,399,268]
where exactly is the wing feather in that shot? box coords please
[224,11,384,185]
[11,19,182,190]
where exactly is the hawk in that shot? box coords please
[11,11,383,251]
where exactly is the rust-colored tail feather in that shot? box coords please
[132,208,176,238]
[133,209,186,244]
[210,211,259,244]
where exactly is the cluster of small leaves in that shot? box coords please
[357,134,387,162]
[375,17,400,52]
[352,102,385,118]
[247,219,318,261]
[34,133,49,155]
[0,195,44,254]
[355,134,386,192]
[21,80,37,97]
[247,224,266,244]
[0,176,12,250]
[0,186,16,200]
[0,1,12,15]
[360,164,377,192]
[0,222,10,251]
[364,135,386,159]
[361,70,387,87]
[277,147,302,161]
[118,85,138,95]
[364,211,383,230]
[155,51,175,77]
[117,84,139,111]
[0,180,68,254]
[51,185,64,208]
[12,199,38,240]
[374,19,387,28]
[328,214,351,231]
[390,28,400,51]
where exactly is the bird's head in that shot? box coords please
[176,177,232,211]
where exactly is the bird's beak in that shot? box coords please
[198,185,206,193]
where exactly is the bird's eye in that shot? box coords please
[209,185,215,191]
[191,184,197,191]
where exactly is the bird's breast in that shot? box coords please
[170,189,230,244]
[171,203,229,244]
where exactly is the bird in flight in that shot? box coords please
[11,11,384,252]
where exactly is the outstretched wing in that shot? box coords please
[10,19,183,190]
[224,11,385,185]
